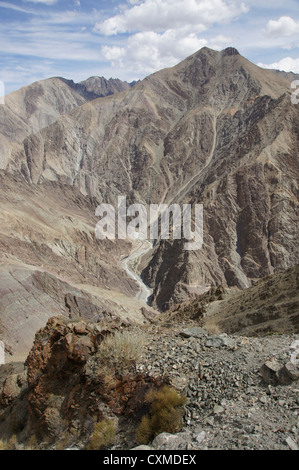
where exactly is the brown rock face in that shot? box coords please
[165,264,299,336]
[0,76,134,154]
[23,317,167,441]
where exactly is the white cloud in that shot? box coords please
[96,0,248,78]
[100,30,233,77]
[23,0,58,4]
[0,9,104,64]
[258,57,299,74]
[265,16,299,38]
[0,1,35,13]
[0,29,102,62]
[208,34,233,50]
[0,5,105,64]
[95,0,249,36]
[101,45,126,62]
[101,29,209,75]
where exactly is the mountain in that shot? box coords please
[79,76,137,97]
[0,47,298,361]
[159,264,299,336]
[0,75,136,162]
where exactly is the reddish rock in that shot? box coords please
[23,317,168,440]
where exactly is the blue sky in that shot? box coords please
[0,0,299,94]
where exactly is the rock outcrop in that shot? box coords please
[79,76,136,97]
[0,317,168,447]
[0,316,298,450]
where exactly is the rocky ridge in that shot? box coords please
[0,317,169,449]
[79,77,137,97]
[159,264,299,336]
[0,312,298,451]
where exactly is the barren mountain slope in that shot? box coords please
[159,264,299,336]
[0,76,133,170]
[0,172,157,361]
[203,264,299,336]
[1,46,299,312]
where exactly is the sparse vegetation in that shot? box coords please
[87,419,115,450]
[137,385,186,444]
[0,435,40,451]
[27,435,38,450]
[204,319,221,335]
[0,434,19,450]
[98,329,146,375]
[55,432,75,451]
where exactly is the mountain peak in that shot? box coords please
[221,46,240,57]
[79,76,133,97]
[188,46,240,62]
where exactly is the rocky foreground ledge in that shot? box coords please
[0,317,298,450]
[135,324,299,450]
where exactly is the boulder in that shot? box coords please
[283,362,299,381]
[260,358,282,385]
[131,445,154,450]
[152,431,192,450]
[180,327,207,339]
[260,358,299,385]
[205,334,235,349]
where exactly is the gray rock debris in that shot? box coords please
[285,437,298,451]
[205,334,236,349]
[136,324,299,450]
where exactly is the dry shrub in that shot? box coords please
[98,363,118,388]
[26,435,38,450]
[137,385,186,444]
[0,434,18,450]
[204,318,221,335]
[98,329,146,375]
[87,419,115,450]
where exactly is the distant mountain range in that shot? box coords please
[0,46,298,360]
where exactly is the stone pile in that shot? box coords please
[132,323,299,450]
